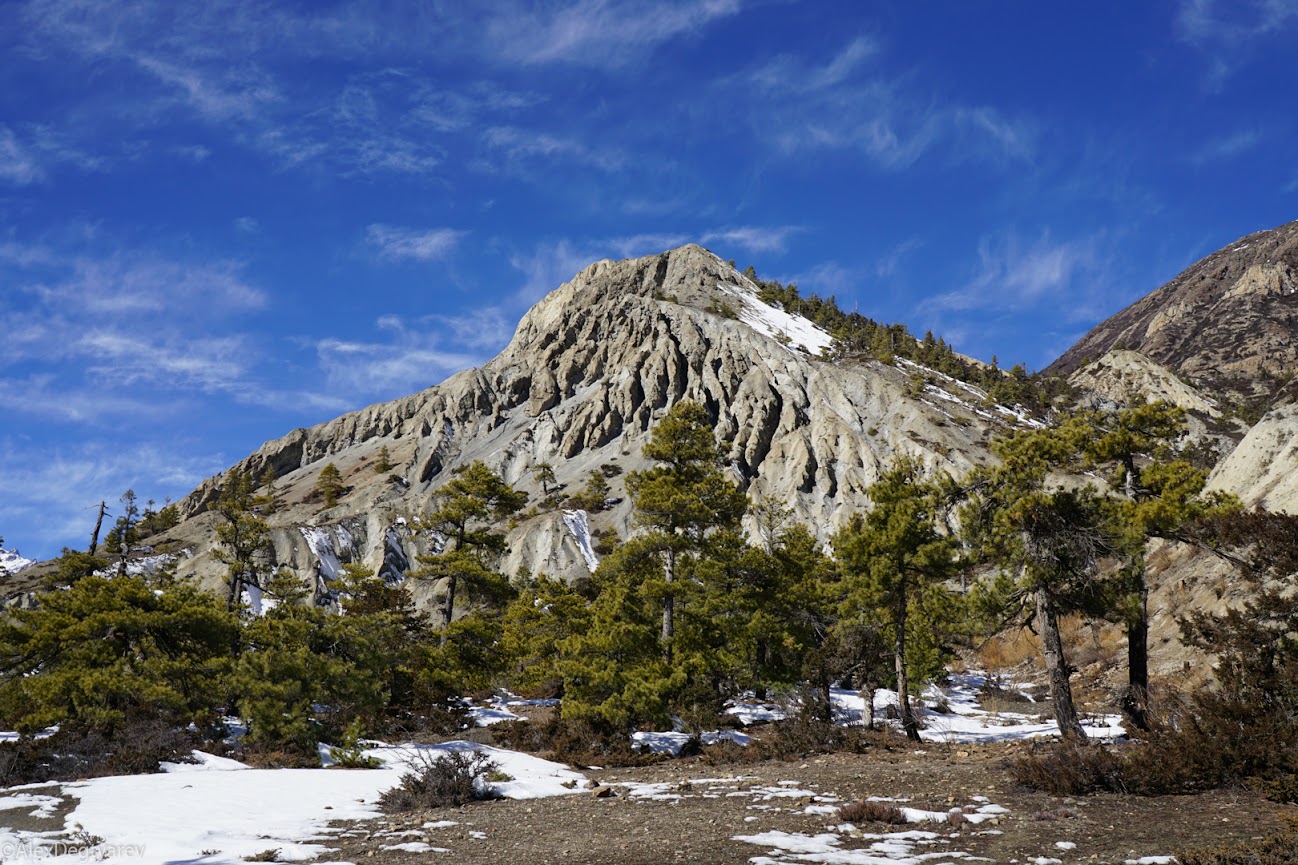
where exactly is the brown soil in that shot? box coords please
[325,741,1295,865]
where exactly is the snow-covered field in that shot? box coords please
[0,742,584,865]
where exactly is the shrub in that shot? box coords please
[0,717,195,785]
[837,799,908,825]
[379,748,503,812]
[1007,741,1126,795]
[488,716,664,767]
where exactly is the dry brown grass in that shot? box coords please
[975,626,1042,672]
[837,799,908,825]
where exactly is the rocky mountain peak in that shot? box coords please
[1048,218,1298,393]
[149,245,1014,601]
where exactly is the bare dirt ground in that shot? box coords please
[326,740,1295,865]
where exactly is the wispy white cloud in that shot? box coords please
[316,315,482,400]
[1176,0,1298,44]
[483,0,742,67]
[727,36,1035,170]
[79,332,251,391]
[30,253,265,317]
[750,36,879,93]
[131,54,279,121]
[428,309,516,352]
[480,126,627,174]
[366,225,467,262]
[1188,128,1263,164]
[0,123,102,185]
[1175,0,1298,86]
[874,237,924,278]
[700,226,801,255]
[926,230,1100,314]
[0,237,276,423]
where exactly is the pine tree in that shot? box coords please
[374,445,395,474]
[624,402,746,658]
[0,573,237,735]
[532,462,557,497]
[962,427,1118,742]
[556,537,681,732]
[317,462,345,508]
[1059,402,1236,728]
[214,470,274,612]
[500,576,590,696]
[104,489,141,576]
[411,461,527,635]
[834,459,958,741]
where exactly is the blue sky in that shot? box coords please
[2,0,1296,560]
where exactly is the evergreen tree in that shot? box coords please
[834,459,958,740]
[566,470,610,511]
[961,426,1117,742]
[214,470,274,612]
[411,461,527,634]
[624,402,746,657]
[374,445,395,474]
[317,462,345,508]
[500,576,590,696]
[104,489,141,575]
[0,573,237,735]
[1057,401,1236,728]
[532,462,557,497]
[39,547,107,589]
[556,537,681,732]
[234,567,402,752]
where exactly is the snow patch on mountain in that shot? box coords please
[715,280,834,356]
[561,509,600,572]
[0,548,35,574]
[299,524,355,581]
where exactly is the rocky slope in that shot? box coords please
[1048,218,1298,395]
[151,245,1021,604]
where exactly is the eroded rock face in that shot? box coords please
[158,245,1006,598]
[1206,401,1298,513]
[1068,350,1220,416]
[1048,218,1298,393]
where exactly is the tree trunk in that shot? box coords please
[441,573,458,646]
[1036,585,1088,742]
[1123,576,1150,731]
[226,570,242,612]
[755,639,768,701]
[660,547,675,660]
[895,581,921,742]
[862,682,877,730]
[89,501,106,556]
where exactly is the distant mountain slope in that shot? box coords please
[1048,219,1298,393]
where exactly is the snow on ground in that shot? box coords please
[0,548,35,574]
[0,741,584,865]
[631,728,752,755]
[464,692,560,727]
[561,508,600,572]
[726,671,1125,744]
[715,281,835,356]
[735,827,956,865]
